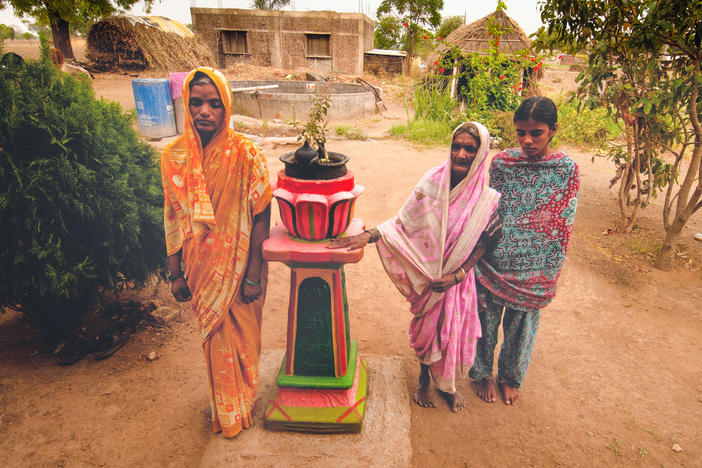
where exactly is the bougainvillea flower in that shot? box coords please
[495,40,500,45]
[500,75,504,80]
[438,36,442,40]
[439,68,445,73]
[423,35,427,39]
[403,22,408,27]
[434,60,438,65]
[519,86,523,91]
[530,57,535,62]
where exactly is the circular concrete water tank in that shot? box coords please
[229,80,380,121]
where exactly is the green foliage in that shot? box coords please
[294,90,332,161]
[374,16,403,50]
[0,23,15,40]
[390,119,456,147]
[334,125,366,140]
[540,0,702,245]
[554,96,620,148]
[21,31,34,39]
[0,41,165,345]
[413,81,456,122]
[250,0,290,9]
[392,3,542,148]
[436,15,462,40]
[377,0,443,59]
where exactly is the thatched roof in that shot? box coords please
[87,15,215,72]
[427,10,531,65]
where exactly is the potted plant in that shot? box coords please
[274,86,361,240]
[280,88,349,180]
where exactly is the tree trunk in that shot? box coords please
[654,216,686,271]
[46,6,74,60]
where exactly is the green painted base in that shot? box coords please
[277,340,358,389]
[264,358,368,434]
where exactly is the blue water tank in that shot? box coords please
[132,78,177,139]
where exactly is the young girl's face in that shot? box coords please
[515,118,557,158]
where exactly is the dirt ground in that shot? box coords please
[1,39,702,467]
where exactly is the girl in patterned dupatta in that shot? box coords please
[470,96,580,405]
[328,122,502,412]
[161,68,272,437]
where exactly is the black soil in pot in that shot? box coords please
[279,151,349,180]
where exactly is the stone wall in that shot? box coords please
[191,8,374,74]
[364,54,406,75]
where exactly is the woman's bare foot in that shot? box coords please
[413,363,436,408]
[438,389,466,412]
[476,378,498,403]
[499,382,519,405]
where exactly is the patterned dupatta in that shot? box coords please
[161,67,272,341]
[476,147,579,311]
[376,122,500,317]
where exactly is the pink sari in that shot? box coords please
[376,122,500,393]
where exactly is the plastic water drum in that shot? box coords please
[132,78,177,139]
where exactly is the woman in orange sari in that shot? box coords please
[161,67,272,438]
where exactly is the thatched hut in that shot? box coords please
[428,10,531,64]
[87,15,216,72]
[426,9,539,98]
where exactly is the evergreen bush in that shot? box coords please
[0,41,165,346]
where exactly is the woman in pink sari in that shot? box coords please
[328,122,501,411]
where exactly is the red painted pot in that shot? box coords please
[273,170,364,241]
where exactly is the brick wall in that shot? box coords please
[191,8,374,74]
[364,54,406,75]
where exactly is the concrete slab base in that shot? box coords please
[199,350,410,468]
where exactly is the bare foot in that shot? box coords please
[438,389,466,412]
[413,363,436,408]
[413,376,436,408]
[476,378,498,403]
[499,382,519,405]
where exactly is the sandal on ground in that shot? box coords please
[93,334,129,360]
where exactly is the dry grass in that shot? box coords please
[86,17,215,72]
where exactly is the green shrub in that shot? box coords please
[554,95,620,148]
[0,42,165,346]
[413,80,457,122]
[390,119,457,146]
[334,125,366,140]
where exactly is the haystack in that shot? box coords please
[426,10,531,66]
[87,15,215,72]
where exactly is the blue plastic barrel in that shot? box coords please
[132,78,177,139]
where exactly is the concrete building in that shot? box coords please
[190,8,374,74]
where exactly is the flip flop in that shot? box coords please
[93,334,129,360]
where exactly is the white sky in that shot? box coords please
[1,0,544,35]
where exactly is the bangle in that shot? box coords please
[168,271,185,282]
[244,277,261,286]
[364,228,380,243]
[453,266,467,284]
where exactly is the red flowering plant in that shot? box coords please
[413,5,544,147]
[430,15,542,114]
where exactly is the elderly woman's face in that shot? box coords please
[188,83,226,136]
[450,132,479,181]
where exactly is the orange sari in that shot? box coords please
[161,68,272,437]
